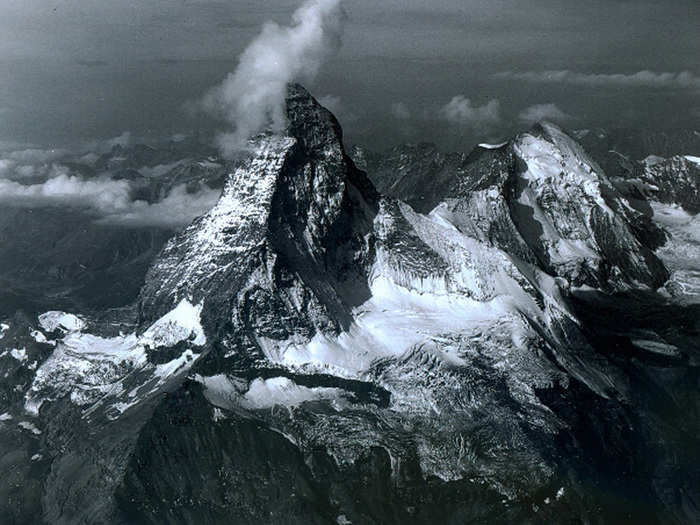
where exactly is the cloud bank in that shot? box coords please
[496,70,700,90]
[0,144,222,228]
[0,174,133,213]
[0,174,219,228]
[99,184,221,228]
[203,0,346,157]
[440,96,501,129]
[518,103,573,125]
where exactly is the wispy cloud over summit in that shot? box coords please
[202,0,346,157]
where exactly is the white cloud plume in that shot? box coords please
[495,70,700,90]
[203,0,346,157]
[440,96,501,129]
[391,102,411,120]
[518,103,573,125]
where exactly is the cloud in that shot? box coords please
[0,157,72,181]
[0,169,220,228]
[518,103,573,125]
[391,102,411,120]
[0,174,132,212]
[440,96,501,128]
[99,184,221,228]
[202,0,346,157]
[495,70,700,90]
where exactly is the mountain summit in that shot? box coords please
[1,85,698,524]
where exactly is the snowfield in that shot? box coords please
[25,299,207,417]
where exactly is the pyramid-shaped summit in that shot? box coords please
[138,84,380,348]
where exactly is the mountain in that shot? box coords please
[611,154,700,214]
[0,86,698,524]
[355,123,669,291]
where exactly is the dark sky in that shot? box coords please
[1,0,699,151]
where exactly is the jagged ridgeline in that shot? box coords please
[1,85,698,525]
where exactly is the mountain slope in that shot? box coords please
[0,86,698,524]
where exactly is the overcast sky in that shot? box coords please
[1,0,699,151]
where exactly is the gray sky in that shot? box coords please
[1,0,699,151]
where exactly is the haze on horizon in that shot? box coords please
[1,0,699,152]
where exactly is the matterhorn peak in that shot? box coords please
[138,84,378,341]
[283,83,345,155]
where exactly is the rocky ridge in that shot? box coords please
[0,85,698,524]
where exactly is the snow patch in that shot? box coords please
[153,349,199,379]
[30,329,54,345]
[242,377,347,410]
[140,299,206,349]
[26,300,207,417]
[18,421,41,435]
[212,407,226,422]
[275,273,527,376]
[478,142,508,150]
[38,312,85,333]
[10,347,27,362]
[684,155,700,166]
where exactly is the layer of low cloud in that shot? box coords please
[0,143,222,228]
[518,103,573,125]
[98,184,221,228]
[0,173,219,228]
[440,96,501,129]
[496,70,700,90]
[0,174,133,212]
[202,0,346,157]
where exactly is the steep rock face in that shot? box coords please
[131,89,654,501]
[139,85,379,349]
[360,123,668,291]
[572,127,700,166]
[351,142,475,213]
[510,123,667,289]
[630,155,700,213]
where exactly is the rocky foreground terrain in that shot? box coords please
[1,85,698,524]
